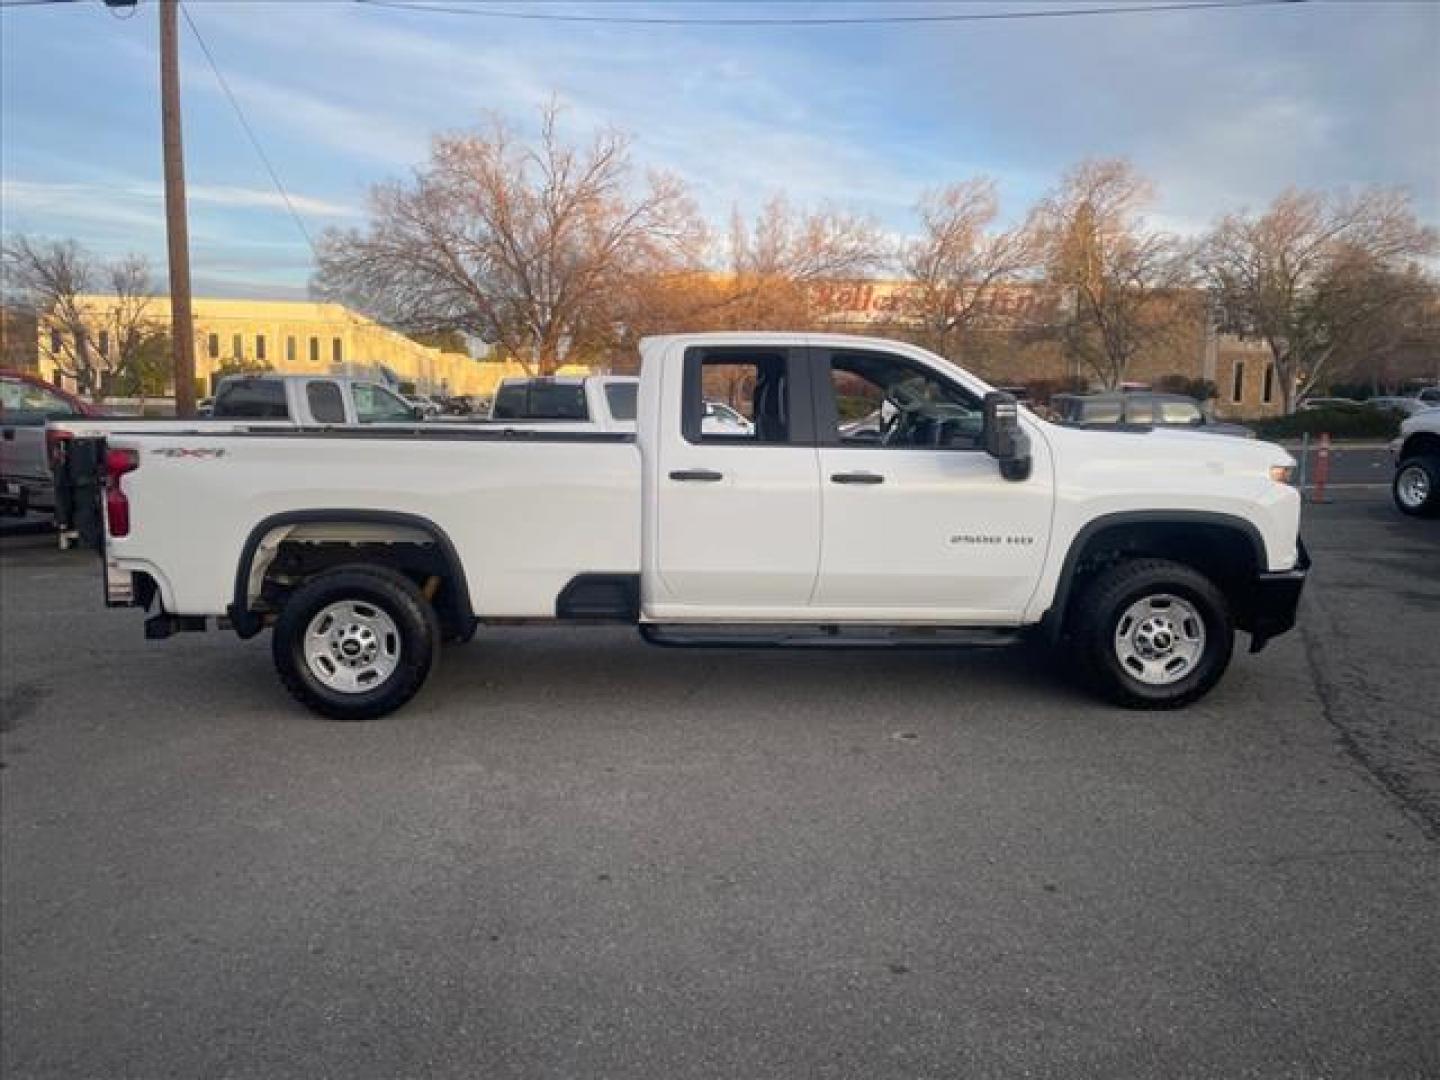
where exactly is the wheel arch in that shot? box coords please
[1399,430,1440,462]
[1041,510,1267,642]
[229,509,474,639]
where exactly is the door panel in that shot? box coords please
[814,445,1050,617]
[811,347,1052,621]
[652,346,822,610]
[657,445,822,606]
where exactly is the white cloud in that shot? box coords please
[2,177,354,231]
[187,184,355,218]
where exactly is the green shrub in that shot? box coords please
[1247,407,1402,441]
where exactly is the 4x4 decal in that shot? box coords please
[150,447,227,459]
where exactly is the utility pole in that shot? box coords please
[159,0,196,417]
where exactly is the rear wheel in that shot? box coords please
[1393,455,1440,517]
[1069,558,1234,709]
[272,565,439,720]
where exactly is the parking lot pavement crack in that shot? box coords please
[1298,595,1440,843]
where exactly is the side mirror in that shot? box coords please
[983,391,1032,481]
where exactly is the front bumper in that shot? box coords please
[1241,538,1310,652]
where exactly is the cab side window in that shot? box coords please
[1160,399,1202,425]
[822,350,983,450]
[352,383,414,423]
[1124,397,1155,425]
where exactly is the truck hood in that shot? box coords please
[1036,419,1294,474]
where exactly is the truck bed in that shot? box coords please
[108,426,641,619]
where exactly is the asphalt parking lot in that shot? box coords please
[2,486,1437,1079]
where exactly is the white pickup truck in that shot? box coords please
[91,332,1308,720]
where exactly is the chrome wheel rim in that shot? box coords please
[1113,593,1206,687]
[1397,465,1430,509]
[303,600,401,694]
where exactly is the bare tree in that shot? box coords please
[1,235,165,396]
[313,105,705,374]
[725,197,886,328]
[1200,188,1439,411]
[1035,159,1193,390]
[900,178,1039,359]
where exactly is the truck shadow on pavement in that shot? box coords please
[199,626,1224,728]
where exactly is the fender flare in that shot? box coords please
[1040,510,1267,642]
[228,509,474,638]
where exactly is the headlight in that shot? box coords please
[1270,464,1296,484]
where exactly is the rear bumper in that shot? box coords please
[1241,538,1310,652]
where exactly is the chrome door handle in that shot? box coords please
[670,469,724,482]
[830,471,884,485]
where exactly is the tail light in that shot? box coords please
[105,446,140,538]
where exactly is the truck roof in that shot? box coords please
[640,331,895,350]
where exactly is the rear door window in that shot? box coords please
[306,381,346,424]
[682,349,809,446]
[603,381,638,421]
[213,379,288,419]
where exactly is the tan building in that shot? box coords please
[37,297,574,400]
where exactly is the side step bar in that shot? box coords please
[639,623,1025,650]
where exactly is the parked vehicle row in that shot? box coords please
[82,332,1308,721]
[1051,391,1255,438]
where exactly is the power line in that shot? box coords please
[0,0,83,9]
[179,2,319,259]
[355,0,1307,28]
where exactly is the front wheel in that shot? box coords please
[1393,455,1440,518]
[1069,558,1234,710]
[272,565,440,721]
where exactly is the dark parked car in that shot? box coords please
[1052,392,1255,438]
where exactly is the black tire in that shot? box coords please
[1068,557,1234,710]
[272,564,440,721]
[1392,454,1440,518]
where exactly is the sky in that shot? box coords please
[2,0,1437,298]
